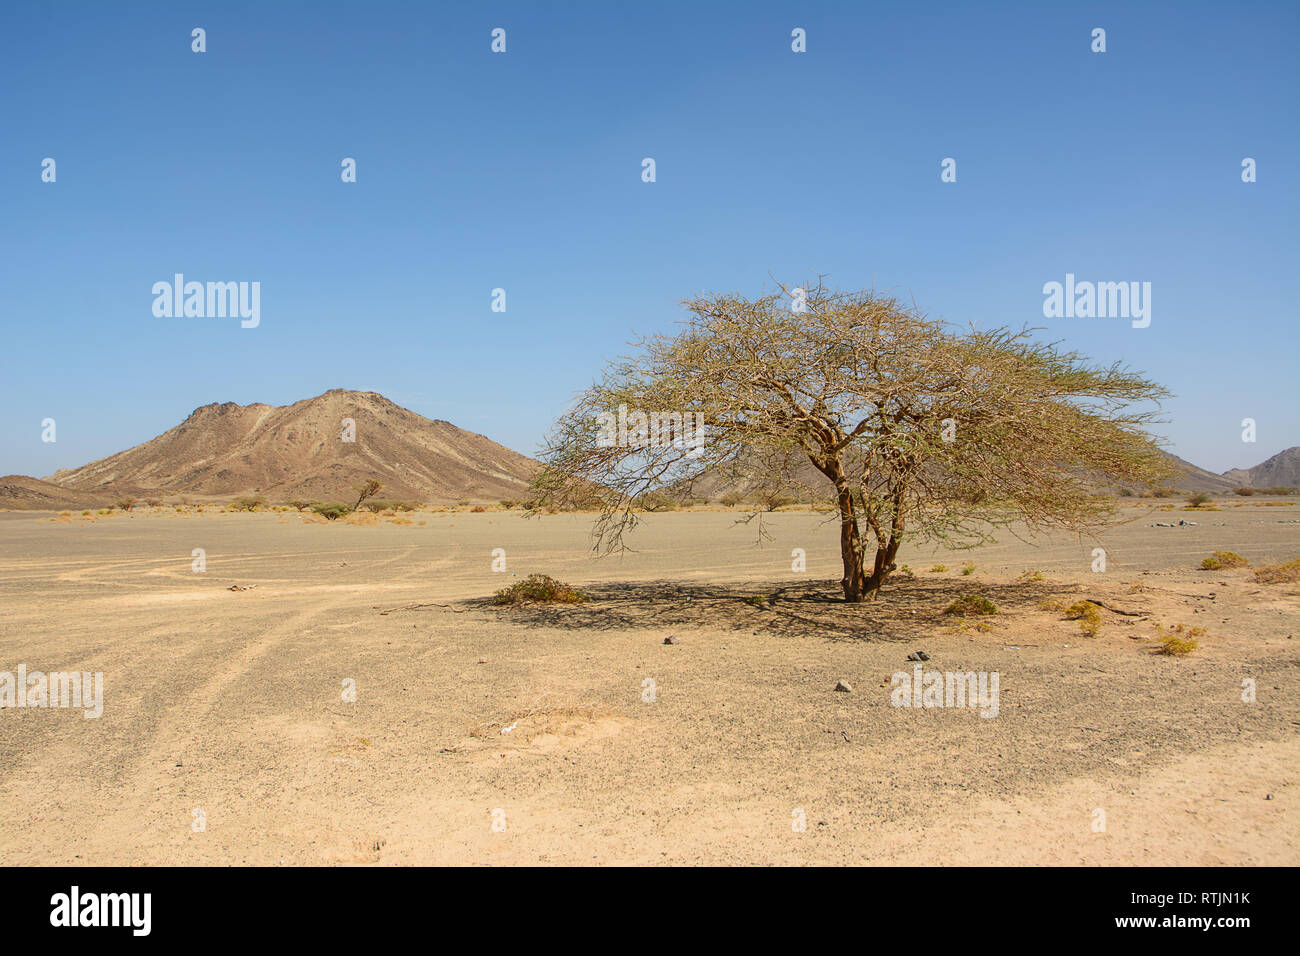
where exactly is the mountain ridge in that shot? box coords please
[2,390,1295,509]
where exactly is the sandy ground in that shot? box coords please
[0,503,1296,865]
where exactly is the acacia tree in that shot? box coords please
[530,283,1174,602]
[352,479,383,511]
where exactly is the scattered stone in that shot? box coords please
[906,651,930,662]
[833,679,853,693]
[663,636,679,645]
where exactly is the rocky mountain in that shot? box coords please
[1221,446,1300,489]
[42,389,540,505]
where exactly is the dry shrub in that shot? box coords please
[944,594,997,617]
[1200,550,1249,571]
[493,574,587,605]
[1155,623,1204,656]
[1064,600,1102,637]
[1254,558,1300,585]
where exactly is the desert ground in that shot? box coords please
[0,501,1296,865]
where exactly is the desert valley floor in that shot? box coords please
[0,504,1296,865]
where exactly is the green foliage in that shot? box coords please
[493,574,587,605]
[311,502,352,521]
[1064,600,1103,637]
[230,495,267,512]
[944,594,998,617]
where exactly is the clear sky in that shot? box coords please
[2,0,1296,478]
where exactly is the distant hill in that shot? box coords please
[1221,446,1300,489]
[677,446,1297,500]
[40,389,539,505]
[0,475,110,511]
[1159,451,1239,494]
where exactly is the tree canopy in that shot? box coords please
[531,283,1174,601]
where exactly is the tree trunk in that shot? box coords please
[862,486,907,598]
[837,487,867,602]
[863,539,899,597]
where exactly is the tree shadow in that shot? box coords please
[465,577,1076,643]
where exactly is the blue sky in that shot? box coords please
[1,0,1296,478]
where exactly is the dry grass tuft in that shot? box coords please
[1199,550,1249,570]
[1254,557,1300,585]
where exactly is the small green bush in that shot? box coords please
[493,574,587,605]
[1064,600,1103,637]
[230,495,267,512]
[311,502,352,521]
[944,594,998,617]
